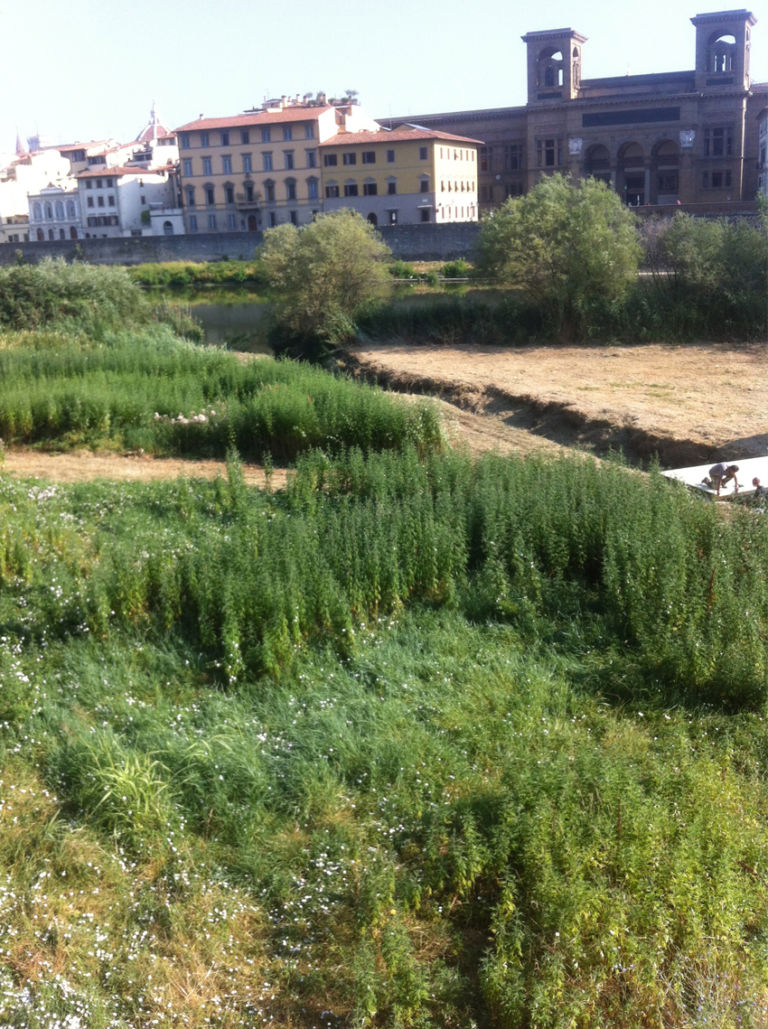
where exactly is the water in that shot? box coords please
[191,301,273,354]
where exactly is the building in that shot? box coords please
[389,9,768,211]
[319,125,481,226]
[28,185,81,241]
[76,165,177,238]
[758,105,768,195]
[0,148,72,244]
[174,95,381,233]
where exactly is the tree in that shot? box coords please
[475,174,642,338]
[258,209,393,355]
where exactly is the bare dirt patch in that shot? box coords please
[345,341,768,467]
[0,450,288,489]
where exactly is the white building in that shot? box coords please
[28,185,82,241]
[77,165,177,237]
[0,148,72,244]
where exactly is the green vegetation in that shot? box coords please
[475,174,642,339]
[128,258,267,290]
[258,210,393,355]
[3,254,768,1027]
[2,451,768,1026]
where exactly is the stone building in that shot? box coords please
[388,9,768,211]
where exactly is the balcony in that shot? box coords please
[236,191,262,210]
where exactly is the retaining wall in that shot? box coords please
[0,223,482,267]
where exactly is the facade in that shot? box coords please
[0,148,72,244]
[319,125,481,226]
[28,186,81,241]
[389,9,768,211]
[76,166,177,238]
[175,96,380,233]
[759,106,768,195]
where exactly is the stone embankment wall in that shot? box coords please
[0,224,482,267]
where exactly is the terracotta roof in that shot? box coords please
[176,106,335,132]
[75,165,166,179]
[318,125,483,147]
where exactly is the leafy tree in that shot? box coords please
[475,174,642,338]
[258,209,393,355]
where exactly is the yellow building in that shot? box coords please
[175,96,380,233]
[318,125,481,226]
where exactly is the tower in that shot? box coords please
[521,28,587,104]
[692,9,756,91]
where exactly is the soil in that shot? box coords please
[342,341,768,468]
[0,340,765,484]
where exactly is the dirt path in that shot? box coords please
[345,341,768,467]
[0,450,288,488]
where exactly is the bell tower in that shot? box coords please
[692,9,756,91]
[522,28,587,104]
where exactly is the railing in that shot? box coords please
[235,193,261,209]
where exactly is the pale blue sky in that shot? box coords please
[4,0,766,153]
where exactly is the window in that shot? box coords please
[657,171,678,193]
[704,127,733,158]
[283,126,293,141]
[228,213,237,229]
[66,200,76,218]
[305,124,315,139]
[108,195,115,206]
[420,208,430,222]
[241,129,250,144]
[324,153,338,167]
[344,182,359,196]
[208,213,217,229]
[189,214,198,231]
[705,169,732,188]
[202,156,212,176]
[363,181,377,195]
[343,152,357,166]
[106,178,114,187]
[222,155,232,174]
[243,154,252,174]
[306,149,317,168]
[264,180,275,203]
[86,196,94,208]
[221,131,229,146]
[97,196,104,208]
[179,133,190,149]
[420,178,430,193]
[244,182,255,202]
[325,182,340,198]
[182,158,192,176]
[419,146,428,160]
[225,183,235,204]
[86,181,93,190]
[286,179,297,201]
[284,151,294,170]
[290,210,298,224]
[96,178,103,188]
[387,210,397,225]
[387,149,395,163]
[362,151,376,164]
[205,185,215,206]
[503,144,523,171]
[307,177,319,199]
[269,212,277,227]
[185,186,196,207]
[200,132,209,147]
[261,127,271,143]
[263,152,273,171]
[536,138,562,167]
[387,179,397,195]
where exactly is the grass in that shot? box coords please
[2,261,768,1025]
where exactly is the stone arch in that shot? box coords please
[163,220,174,235]
[584,143,611,184]
[70,226,78,239]
[708,32,736,73]
[617,142,646,206]
[651,139,679,203]
[538,46,564,88]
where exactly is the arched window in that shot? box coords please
[66,200,76,219]
[55,201,64,219]
[32,203,42,222]
[163,220,174,235]
[538,47,564,88]
[59,228,66,239]
[264,179,275,203]
[45,203,53,220]
[69,226,78,239]
[709,32,736,73]
[285,177,297,201]
[224,182,235,205]
[204,183,215,206]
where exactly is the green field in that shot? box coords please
[2,262,768,1027]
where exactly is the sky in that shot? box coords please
[3,0,766,155]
